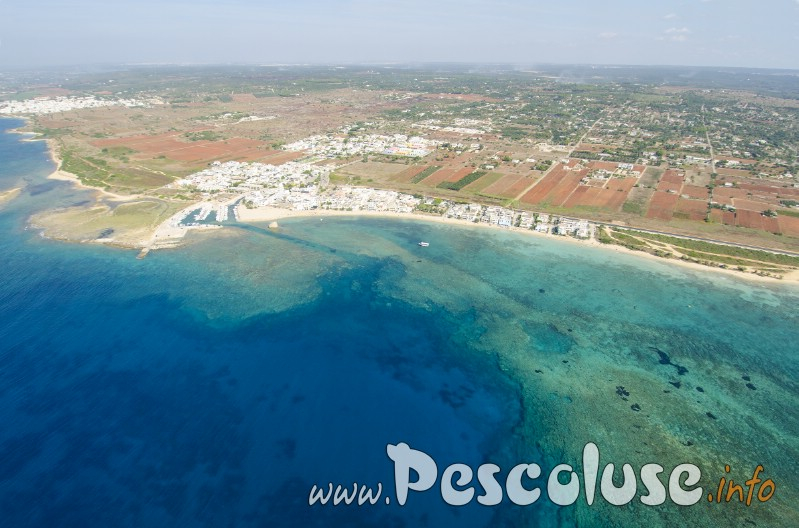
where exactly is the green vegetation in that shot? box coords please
[437,171,486,191]
[621,201,644,215]
[184,131,223,142]
[500,126,530,140]
[620,229,799,267]
[411,166,441,184]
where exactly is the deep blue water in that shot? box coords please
[0,119,532,527]
[1,117,799,527]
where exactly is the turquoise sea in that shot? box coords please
[1,117,798,527]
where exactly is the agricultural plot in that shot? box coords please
[646,191,679,221]
[418,167,458,186]
[475,173,534,198]
[392,165,428,183]
[733,198,773,212]
[622,185,655,215]
[605,177,638,193]
[674,198,708,221]
[521,165,583,205]
[778,216,799,237]
[92,134,279,164]
[681,184,709,200]
[735,209,780,233]
[461,172,503,193]
[338,161,409,181]
[437,170,486,191]
[410,166,442,184]
[638,167,664,188]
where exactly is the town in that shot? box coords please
[169,157,592,240]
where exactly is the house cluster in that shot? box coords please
[411,118,491,136]
[173,159,595,240]
[0,96,163,115]
[172,160,328,193]
[554,218,592,238]
[242,185,421,214]
[317,187,421,213]
[445,203,591,238]
[282,134,438,159]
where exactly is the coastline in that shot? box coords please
[44,138,140,201]
[13,121,795,286]
[236,205,799,286]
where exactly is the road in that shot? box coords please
[598,222,799,257]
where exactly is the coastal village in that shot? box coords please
[0,95,164,115]
[165,145,593,246]
[3,84,796,277]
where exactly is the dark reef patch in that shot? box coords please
[652,346,688,376]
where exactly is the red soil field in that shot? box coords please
[734,210,781,234]
[605,178,638,193]
[93,134,281,164]
[562,186,591,208]
[562,186,626,210]
[520,166,569,204]
[723,210,736,225]
[732,199,772,212]
[675,199,708,221]
[549,173,586,206]
[778,216,799,237]
[500,176,537,197]
[392,165,428,183]
[709,209,724,223]
[761,216,781,234]
[657,181,683,193]
[419,167,456,186]
[739,183,799,198]
[660,170,684,185]
[681,185,709,200]
[479,174,530,197]
[734,209,764,230]
[443,167,475,183]
[646,191,679,221]
[713,187,748,201]
[598,188,629,210]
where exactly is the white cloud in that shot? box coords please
[661,27,691,42]
[598,32,618,40]
[664,13,678,19]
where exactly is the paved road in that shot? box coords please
[597,222,799,257]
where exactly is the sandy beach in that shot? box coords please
[45,138,140,202]
[237,204,799,285]
[19,127,796,286]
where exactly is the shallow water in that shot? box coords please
[1,118,798,526]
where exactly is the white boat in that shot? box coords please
[418,241,429,247]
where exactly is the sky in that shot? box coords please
[1,0,798,69]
